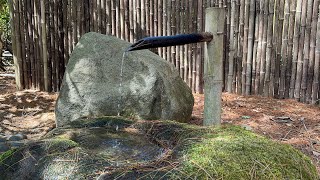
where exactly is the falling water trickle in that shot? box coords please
[117,51,128,116]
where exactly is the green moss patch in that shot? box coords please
[0,118,318,179]
[175,126,318,179]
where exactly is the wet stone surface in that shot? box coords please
[0,133,28,153]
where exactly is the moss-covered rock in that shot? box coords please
[0,117,318,179]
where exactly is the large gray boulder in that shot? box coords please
[55,32,194,127]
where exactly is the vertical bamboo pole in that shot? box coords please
[263,0,274,97]
[158,0,163,56]
[237,0,245,94]
[125,0,130,40]
[312,2,320,104]
[308,0,319,103]
[120,0,125,39]
[23,0,30,89]
[300,0,314,102]
[8,0,22,90]
[196,0,204,93]
[111,0,116,36]
[106,0,111,35]
[116,0,120,38]
[166,0,171,64]
[289,0,302,98]
[227,0,236,92]
[286,0,297,98]
[279,0,290,99]
[254,0,264,93]
[101,0,106,34]
[19,0,26,89]
[233,0,240,91]
[29,0,36,87]
[251,0,259,94]
[245,0,255,95]
[294,0,307,101]
[40,0,48,91]
[204,7,225,126]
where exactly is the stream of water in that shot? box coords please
[117,51,128,116]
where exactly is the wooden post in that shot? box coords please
[203,7,225,126]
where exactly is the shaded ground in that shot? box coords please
[0,72,319,173]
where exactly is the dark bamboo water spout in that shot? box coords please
[127,32,213,51]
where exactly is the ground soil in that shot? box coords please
[0,72,319,174]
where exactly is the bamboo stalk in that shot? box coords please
[308,0,319,103]
[285,0,297,98]
[300,0,314,102]
[40,0,48,91]
[111,0,116,36]
[245,0,255,95]
[196,0,204,93]
[101,0,106,34]
[237,0,245,94]
[8,0,22,90]
[106,0,111,35]
[204,7,225,126]
[120,0,125,39]
[227,0,236,92]
[289,0,302,98]
[124,0,129,40]
[263,0,274,97]
[251,0,259,94]
[116,0,120,38]
[294,0,307,101]
[23,0,31,89]
[279,0,290,99]
[312,2,320,104]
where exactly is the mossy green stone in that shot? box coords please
[0,117,317,179]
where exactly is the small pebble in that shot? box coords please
[241,125,253,131]
[0,142,10,152]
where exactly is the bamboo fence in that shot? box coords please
[8,0,320,105]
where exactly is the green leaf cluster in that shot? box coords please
[0,0,10,40]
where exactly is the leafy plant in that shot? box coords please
[0,0,11,44]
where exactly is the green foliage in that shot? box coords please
[0,0,10,42]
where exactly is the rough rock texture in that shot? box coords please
[55,32,194,127]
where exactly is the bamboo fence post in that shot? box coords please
[241,0,249,95]
[312,2,320,104]
[40,0,48,91]
[204,7,225,126]
[308,0,319,103]
[237,0,245,94]
[106,0,111,35]
[245,0,255,95]
[294,0,307,101]
[232,0,240,91]
[8,0,22,90]
[115,0,119,38]
[120,0,125,39]
[258,0,269,95]
[125,0,129,40]
[29,0,36,87]
[263,0,274,97]
[196,0,204,93]
[272,0,283,98]
[279,0,290,99]
[251,0,259,94]
[226,0,235,92]
[300,0,314,102]
[23,0,30,89]
[254,0,264,93]
[286,0,297,98]
[290,0,302,98]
